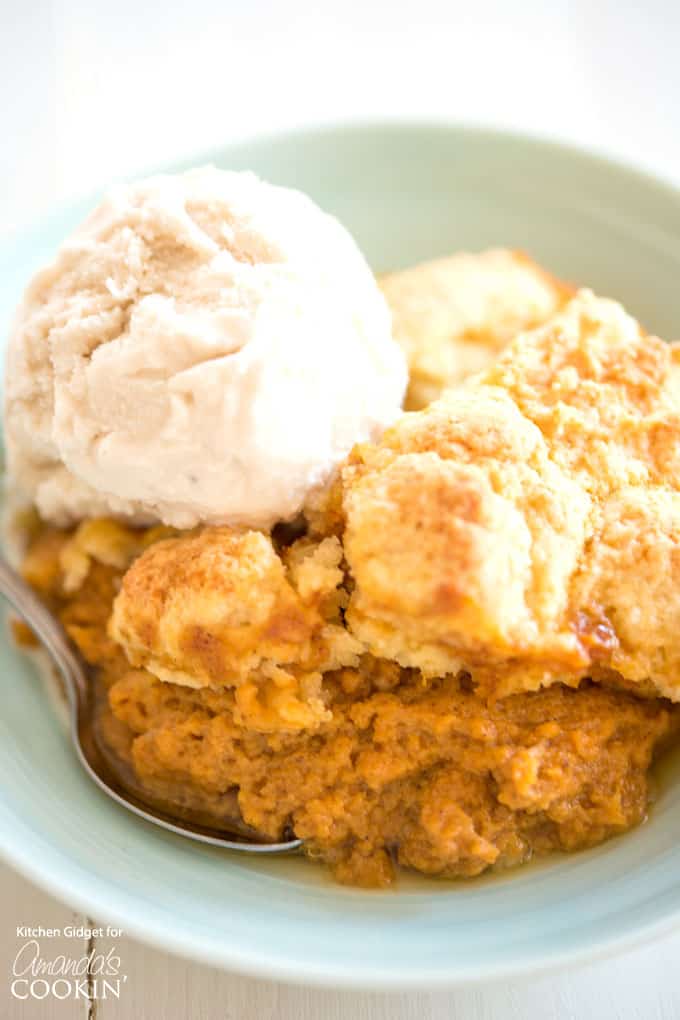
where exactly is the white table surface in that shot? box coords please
[3,1,680,1016]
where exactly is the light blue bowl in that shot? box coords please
[2,122,680,989]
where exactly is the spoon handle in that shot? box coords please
[0,555,303,853]
[0,556,86,708]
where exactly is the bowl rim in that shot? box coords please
[3,115,680,248]
[2,117,680,990]
[4,821,680,991]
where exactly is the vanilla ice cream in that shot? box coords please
[4,167,407,528]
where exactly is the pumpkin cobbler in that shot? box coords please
[12,253,680,887]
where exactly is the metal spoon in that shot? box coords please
[0,556,302,854]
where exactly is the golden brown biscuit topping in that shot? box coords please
[340,291,680,699]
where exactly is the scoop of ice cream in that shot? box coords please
[5,167,407,528]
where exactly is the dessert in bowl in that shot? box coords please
[5,124,680,989]
[6,162,680,889]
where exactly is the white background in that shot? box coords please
[2,1,680,1017]
[3,0,680,239]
